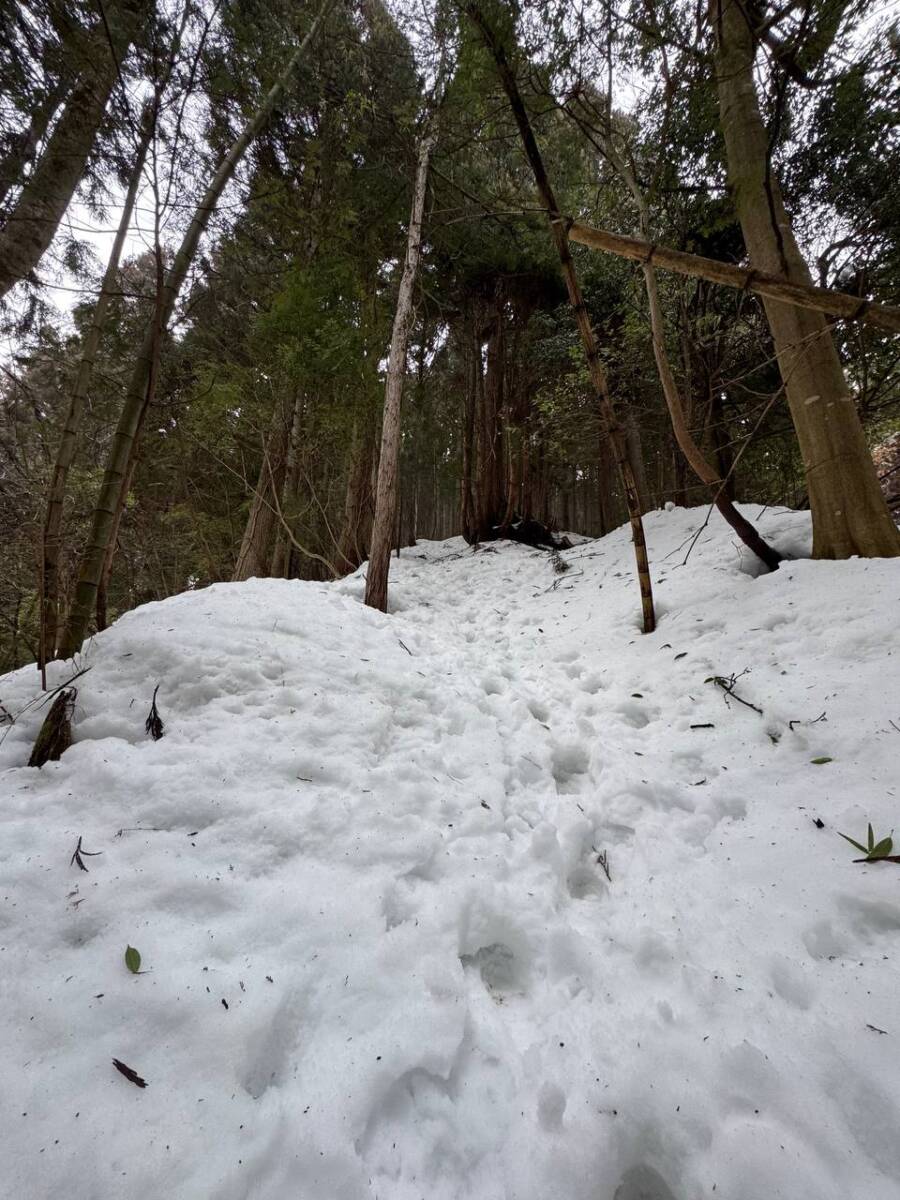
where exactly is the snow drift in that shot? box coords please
[2,505,899,1199]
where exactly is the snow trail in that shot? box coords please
[2,505,899,1199]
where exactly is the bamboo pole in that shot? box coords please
[466,2,656,632]
[566,221,900,335]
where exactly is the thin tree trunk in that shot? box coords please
[460,319,478,542]
[0,77,69,212]
[95,451,139,632]
[644,258,783,567]
[233,400,291,581]
[0,0,146,299]
[597,434,613,536]
[710,0,899,558]
[624,410,650,513]
[57,0,333,657]
[602,129,784,568]
[467,3,655,631]
[270,393,304,578]
[337,419,376,573]
[365,113,439,611]
[93,237,164,626]
[477,306,506,537]
[38,101,153,670]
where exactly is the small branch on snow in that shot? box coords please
[596,849,611,882]
[145,684,164,740]
[706,671,763,715]
[112,1058,147,1088]
[70,835,102,872]
[789,711,827,731]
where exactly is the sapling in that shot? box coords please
[838,824,895,861]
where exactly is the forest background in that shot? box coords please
[1,0,898,672]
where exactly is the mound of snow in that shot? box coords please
[2,505,899,1199]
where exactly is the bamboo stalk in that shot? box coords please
[566,220,900,335]
[466,2,656,632]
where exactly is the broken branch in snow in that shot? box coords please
[70,835,102,872]
[789,711,827,732]
[112,1058,147,1088]
[145,684,164,740]
[28,687,78,766]
[706,671,763,715]
[1,666,91,751]
[596,849,611,882]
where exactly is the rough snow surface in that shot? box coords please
[2,505,900,1200]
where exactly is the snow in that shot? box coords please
[2,504,899,1200]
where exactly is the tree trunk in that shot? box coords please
[233,401,291,581]
[476,306,507,537]
[270,393,304,579]
[365,117,437,611]
[95,450,139,632]
[467,3,656,631]
[0,0,146,299]
[625,410,650,513]
[642,259,782,567]
[710,0,898,559]
[57,0,333,658]
[38,102,153,670]
[460,318,478,542]
[0,77,69,212]
[337,419,376,573]
[600,119,782,566]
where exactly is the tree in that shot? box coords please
[38,101,155,672]
[0,0,148,300]
[57,0,334,658]
[466,2,656,632]
[365,57,447,611]
[709,0,900,559]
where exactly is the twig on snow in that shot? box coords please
[70,835,102,872]
[145,684,164,740]
[112,1058,147,1088]
[706,671,763,715]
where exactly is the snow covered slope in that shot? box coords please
[2,505,899,1200]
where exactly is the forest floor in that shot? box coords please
[2,505,900,1200]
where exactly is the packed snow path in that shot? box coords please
[2,506,899,1200]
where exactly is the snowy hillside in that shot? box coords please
[2,505,900,1200]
